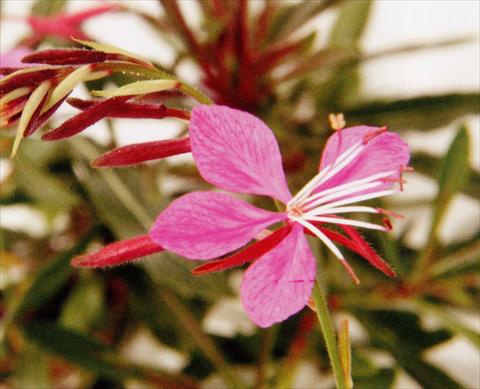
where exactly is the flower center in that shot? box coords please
[285,130,405,263]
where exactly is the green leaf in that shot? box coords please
[0,227,99,348]
[23,322,198,388]
[268,0,342,43]
[430,234,480,280]
[23,322,130,381]
[344,94,480,131]
[433,126,471,232]
[410,152,479,199]
[15,144,80,212]
[59,272,105,333]
[13,344,51,389]
[351,349,395,389]
[413,126,471,278]
[31,0,67,16]
[144,252,231,302]
[329,0,372,48]
[13,227,100,320]
[70,138,154,234]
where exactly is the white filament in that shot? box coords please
[286,136,401,262]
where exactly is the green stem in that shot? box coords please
[311,280,346,389]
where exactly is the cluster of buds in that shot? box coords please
[0,41,211,165]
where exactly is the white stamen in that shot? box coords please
[287,165,332,207]
[310,143,365,191]
[301,170,396,207]
[302,181,383,211]
[307,206,379,215]
[291,217,345,260]
[288,141,364,207]
[304,216,386,231]
[307,189,399,212]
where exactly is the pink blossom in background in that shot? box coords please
[0,47,33,76]
[5,4,118,43]
[150,105,410,327]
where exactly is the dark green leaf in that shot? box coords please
[344,94,480,131]
[59,272,105,333]
[14,227,100,320]
[417,299,480,349]
[432,126,471,233]
[351,349,395,389]
[23,322,132,381]
[23,322,198,388]
[15,142,80,212]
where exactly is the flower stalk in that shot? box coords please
[311,280,346,389]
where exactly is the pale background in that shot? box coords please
[1,1,479,388]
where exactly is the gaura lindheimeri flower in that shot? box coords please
[147,105,410,327]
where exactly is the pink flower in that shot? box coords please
[149,105,410,327]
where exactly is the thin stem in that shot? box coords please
[311,280,346,389]
[255,327,276,389]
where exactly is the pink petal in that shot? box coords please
[240,224,316,327]
[189,105,292,203]
[150,191,285,260]
[317,126,410,193]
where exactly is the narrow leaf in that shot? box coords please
[11,80,50,156]
[345,94,480,131]
[46,64,95,110]
[91,79,179,98]
[329,0,372,48]
[8,228,99,322]
[432,126,471,234]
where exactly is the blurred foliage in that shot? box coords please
[1,0,479,388]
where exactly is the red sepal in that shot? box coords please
[22,49,123,65]
[193,224,292,275]
[340,225,396,277]
[92,138,192,168]
[25,94,70,136]
[42,96,130,140]
[67,97,191,120]
[0,68,66,96]
[71,234,163,268]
